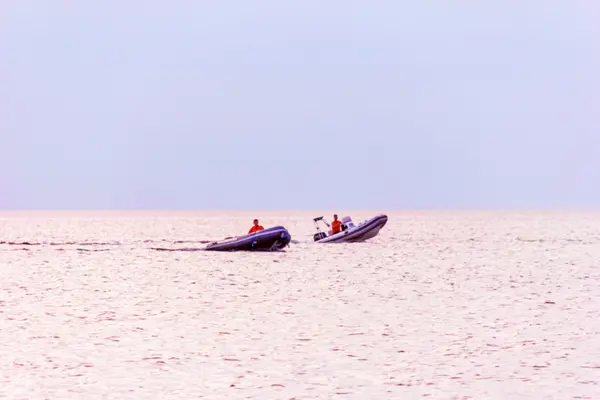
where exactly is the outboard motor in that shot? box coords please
[341,216,354,230]
[313,232,327,241]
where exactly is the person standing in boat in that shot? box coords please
[248,219,264,234]
[331,214,342,234]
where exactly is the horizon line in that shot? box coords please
[0,208,598,213]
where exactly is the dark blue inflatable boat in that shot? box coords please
[204,226,292,251]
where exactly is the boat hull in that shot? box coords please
[316,214,388,243]
[204,226,292,251]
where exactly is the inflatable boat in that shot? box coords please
[312,214,388,243]
[204,226,292,251]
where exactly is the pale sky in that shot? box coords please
[1,1,598,210]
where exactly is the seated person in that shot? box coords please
[248,219,264,234]
[331,214,342,234]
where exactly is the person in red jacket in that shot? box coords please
[248,219,264,234]
[331,214,342,234]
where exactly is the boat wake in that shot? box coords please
[1,239,214,251]
[290,239,310,244]
[2,235,293,252]
[0,241,121,246]
[150,247,206,252]
[142,239,212,244]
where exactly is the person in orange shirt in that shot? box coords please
[331,214,342,235]
[248,219,264,234]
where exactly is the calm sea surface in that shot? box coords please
[1,211,599,399]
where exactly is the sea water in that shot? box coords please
[1,211,599,399]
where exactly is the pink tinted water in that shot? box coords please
[1,211,599,399]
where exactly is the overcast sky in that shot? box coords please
[1,1,598,210]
